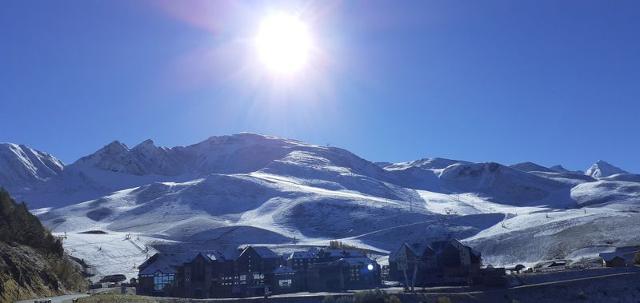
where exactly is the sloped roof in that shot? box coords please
[242,246,279,259]
[390,239,479,261]
[289,248,319,259]
[599,246,639,262]
[139,252,196,275]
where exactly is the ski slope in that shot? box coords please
[0,134,636,279]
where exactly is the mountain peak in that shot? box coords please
[103,140,128,152]
[132,139,156,151]
[384,157,467,171]
[585,160,628,178]
[0,143,64,191]
[510,161,553,173]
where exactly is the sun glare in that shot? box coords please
[255,13,312,76]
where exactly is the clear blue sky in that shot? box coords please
[1,0,639,172]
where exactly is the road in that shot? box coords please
[15,293,89,303]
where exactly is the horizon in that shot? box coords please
[0,132,630,174]
[2,0,639,172]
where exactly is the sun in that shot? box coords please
[255,13,312,76]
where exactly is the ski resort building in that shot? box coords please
[599,246,640,267]
[137,253,194,296]
[388,239,482,286]
[306,257,381,291]
[137,245,381,298]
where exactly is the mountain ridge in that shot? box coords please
[1,134,638,280]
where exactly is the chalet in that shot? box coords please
[307,256,381,291]
[178,251,235,298]
[233,246,282,296]
[286,248,319,290]
[600,247,639,267]
[388,239,481,287]
[137,253,194,296]
[288,248,319,271]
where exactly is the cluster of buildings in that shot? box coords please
[136,239,501,298]
[388,239,494,287]
[137,245,381,298]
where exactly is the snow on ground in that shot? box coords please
[59,231,167,282]
[7,134,635,279]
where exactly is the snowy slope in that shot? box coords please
[0,143,63,193]
[510,162,554,173]
[0,134,637,279]
[550,165,583,174]
[19,134,316,208]
[439,162,574,207]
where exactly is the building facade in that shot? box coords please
[137,246,381,298]
[388,239,482,287]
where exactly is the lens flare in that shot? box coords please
[255,13,312,75]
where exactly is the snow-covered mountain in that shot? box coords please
[1,134,638,279]
[0,143,63,193]
[585,160,628,178]
[510,162,554,173]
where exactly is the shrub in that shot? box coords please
[323,296,337,303]
[353,290,401,303]
[336,296,355,303]
[386,295,401,303]
[354,290,386,303]
[577,290,587,300]
[77,293,155,303]
[437,297,451,303]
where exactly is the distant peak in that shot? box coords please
[510,162,552,173]
[585,160,628,178]
[100,140,129,154]
[133,139,156,149]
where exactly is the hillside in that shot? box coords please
[0,134,638,281]
[0,190,87,303]
[0,143,63,194]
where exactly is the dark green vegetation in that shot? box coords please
[323,290,402,303]
[0,189,87,303]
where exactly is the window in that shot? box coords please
[153,272,175,291]
[278,279,292,287]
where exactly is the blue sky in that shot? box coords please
[1,0,639,172]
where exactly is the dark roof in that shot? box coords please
[600,249,639,262]
[139,252,196,275]
[254,246,279,258]
[390,239,479,261]
[288,248,319,260]
[139,249,234,276]
[273,265,295,274]
[240,246,279,259]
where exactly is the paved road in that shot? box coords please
[15,293,89,303]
